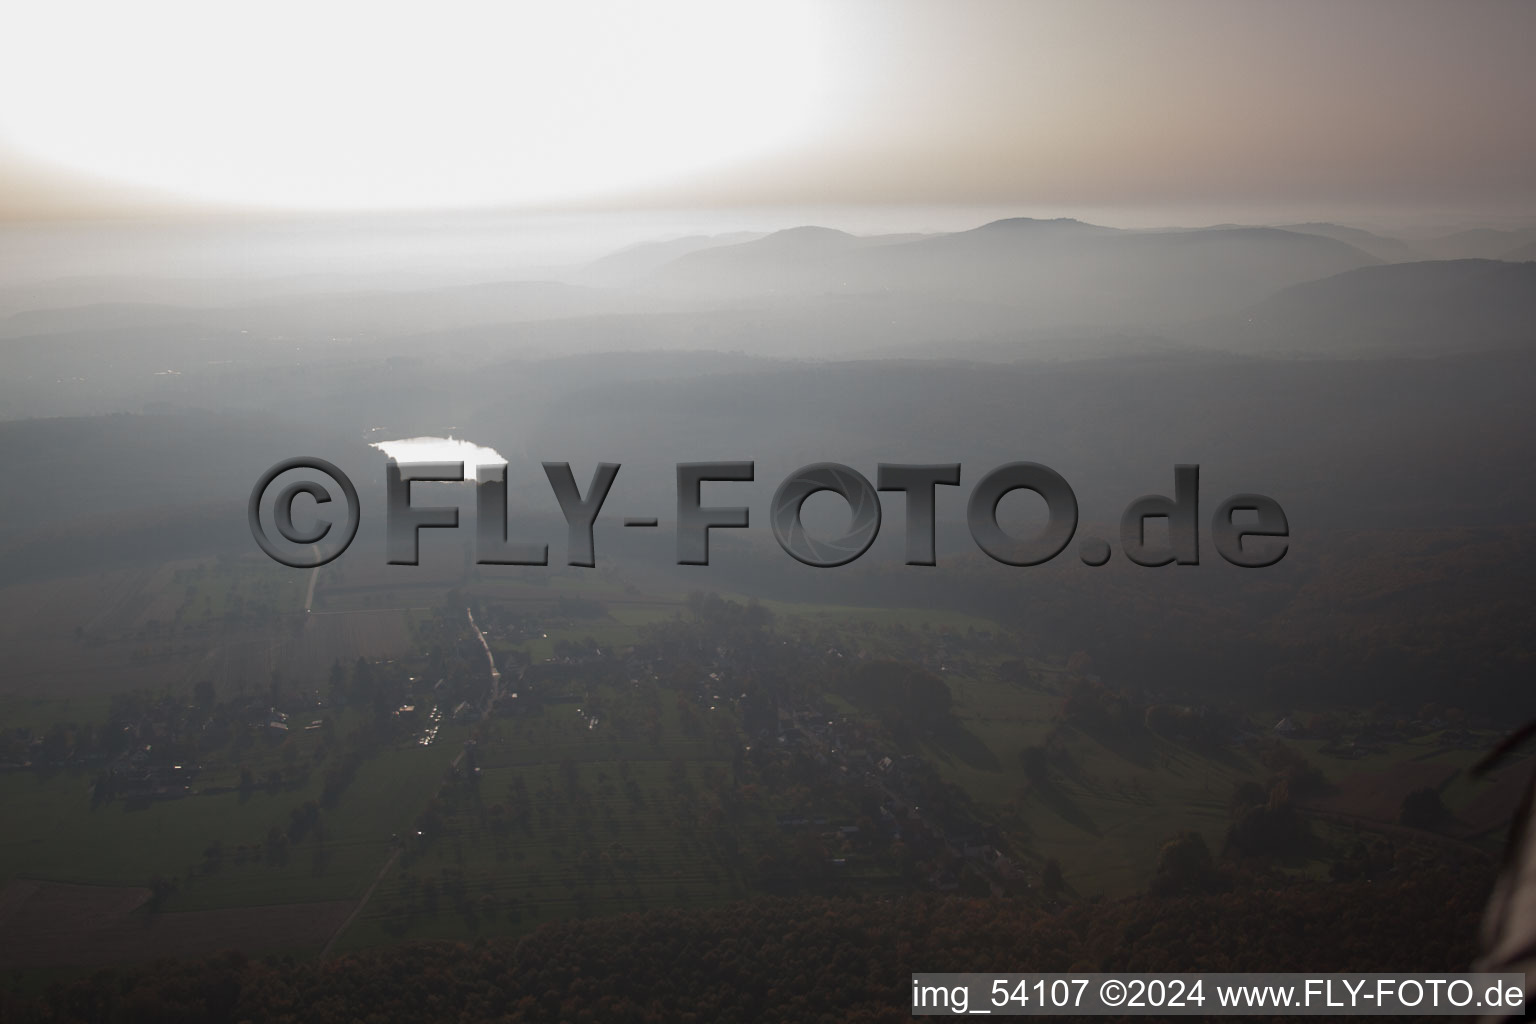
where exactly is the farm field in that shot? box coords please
[338,755,763,951]
[0,879,351,970]
[0,735,456,913]
[922,690,1272,895]
[0,556,396,701]
[1,548,1524,974]
[918,669,1522,896]
[0,567,205,698]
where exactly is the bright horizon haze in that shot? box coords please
[0,0,1533,223]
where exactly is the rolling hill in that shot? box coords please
[1212,259,1536,356]
[650,219,1379,328]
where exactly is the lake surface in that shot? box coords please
[370,436,506,478]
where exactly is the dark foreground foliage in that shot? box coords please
[6,853,1489,1024]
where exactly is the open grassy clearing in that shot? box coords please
[0,730,462,912]
[339,756,762,950]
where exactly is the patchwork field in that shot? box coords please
[339,756,759,951]
[0,879,351,969]
[2,546,1521,976]
[916,670,1518,896]
[0,736,455,912]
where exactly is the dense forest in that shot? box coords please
[6,845,1491,1023]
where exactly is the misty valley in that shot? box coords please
[0,211,1533,1020]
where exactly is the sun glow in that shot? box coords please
[0,1,830,210]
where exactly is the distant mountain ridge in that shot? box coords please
[649,219,1379,328]
[1411,226,1536,261]
[1277,222,1421,263]
[572,232,764,288]
[1501,240,1536,262]
[1213,259,1536,356]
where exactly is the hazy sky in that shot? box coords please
[1,0,1533,222]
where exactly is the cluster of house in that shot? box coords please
[101,754,199,802]
[769,706,1018,891]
